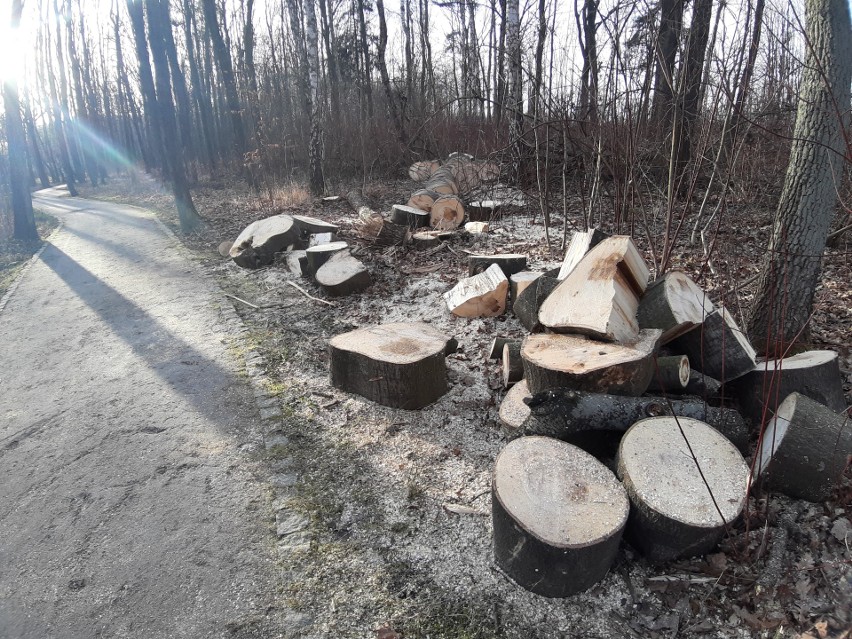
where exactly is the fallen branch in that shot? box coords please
[285,280,337,307]
[225,293,260,309]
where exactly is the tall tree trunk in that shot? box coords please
[43,14,79,195]
[125,0,162,167]
[576,0,598,121]
[747,0,851,355]
[651,0,684,127]
[317,0,341,123]
[494,0,507,126]
[303,0,325,195]
[23,95,51,189]
[356,0,373,117]
[531,0,547,120]
[375,0,404,143]
[181,0,218,170]
[506,0,524,176]
[243,0,261,145]
[65,4,99,186]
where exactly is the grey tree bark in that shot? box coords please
[304,0,325,195]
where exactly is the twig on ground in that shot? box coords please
[286,281,337,307]
[225,293,260,309]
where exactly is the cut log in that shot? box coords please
[521,329,662,396]
[616,416,749,561]
[638,271,715,344]
[344,189,374,215]
[488,337,519,360]
[502,342,524,388]
[292,214,340,236]
[468,254,528,278]
[539,236,650,342]
[229,214,298,269]
[509,271,542,302]
[315,250,372,296]
[430,195,465,230]
[305,241,348,277]
[754,392,852,502]
[371,219,410,246]
[407,189,440,212]
[218,240,233,257]
[647,355,691,393]
[492,436,629,597]
[556,228,608,280]
[443,263,508,318]
[513,274,560,332]
[286,250,308,276]
[464,221,489,234]
[729,350,847,424]
[408,160,440,182]
[424,175,458,195]
[683,370,723,400]
[522,388,749,454]
[499,379,531,436]
[669,307,756,382]
[411,231,443,249]
[390,204,431,229]
[328,322,450,409]
[466,201,501,222]
[308,232,335,247]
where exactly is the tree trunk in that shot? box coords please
[181,0,218,170]
[576,0,599,121]
[303,0,325,195]
[356,0,373,117]
[651,0,684,128]
[375,0,405,144]
[506,0,524,176]
[747,0,852,355]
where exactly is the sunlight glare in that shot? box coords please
[0,22,25,85]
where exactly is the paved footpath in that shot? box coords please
[0,191,288,638]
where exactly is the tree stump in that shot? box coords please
[430,195,465,230]
[229,214,298,269]
[408,160,440,182]
[730,350,847,424]
[513,274,560,332]
[466,201,501,222]
[292,214,340,237]
[411,231,443,249]
[557,228,608,280]
[492,436,629,597]
[502,342,524,388]
[468,254,528,278]
[499,379,531,436]
[638,271,715,344]
[443,263,508,318]
[754,392,852,502]
[669,307,756,382]
[305,241,348,277]
[617,417,749,561]
[315,251,372,296]
[390,204,431,229]
[328,322,450,409]
[539,236,650,342]
[646,355,691,393]
[521,329,661,396]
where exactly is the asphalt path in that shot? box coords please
[0,190,286,638]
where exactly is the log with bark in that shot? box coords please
[411,231,443,249]
[407,189,440,212]
[499,379,531,435]
[423,171,459,195]
[292,214,340,237]
[468,254,528,278]
[328,322,451,409]
[509,271,541,302]
[443,263,508,318]
[753,392,852,502]
[521,388,750,454]
[488,337,520,360]
[315,250,372,296]
[617,416,749,562]
[646,355,691,393]
[513,274,560,332]
[390,204,431,229]
[430,195,465,230]
[637,271,715,344]
[305,241,348,276]
[492,436,629,597]
[408,160,440,182]
[466,201,502,222]
[539,236,650,342]
[521,329,661,396]
[669,307,757,382]
[230,214,298,269]
[502,342,524,388]
[557,228,608,280]
[344,189,374,215]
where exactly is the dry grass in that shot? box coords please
[270,181,311,209]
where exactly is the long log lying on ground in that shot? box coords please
[408,160,440,182]
[468,254,528,278]
[669,307,756,382]
[521,329,662,396]
[329,322,451,409]
[638,271,715,344]
[646,355,691,393]
[492,436,629,597]
[230,214,298,269]
[315,251,372,296]
[521,388,749,453]
[617,417,749,562]
[557,228,608,280]
[754,392,852,502]
[444,263,508,318]
[499,379,531,435]
[344,189,374,215]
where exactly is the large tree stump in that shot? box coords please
[468,254,528,278]
[521,329,661,396]
[522,388,749,454]
[669,307,756,382]
[443,263,508,318]
[305,241,348,277]
[492,436,629,597]
[513,274,560,332]
[539,236,650,342]
[408,160,440,182]
[229,215,298,269]
[430,195,465,230]
[557,228,608,280]
[617,417,749,561]
[754,392,852,502]
[315,251,372,296]
[390,204,431,229]
[466,201,502,222]
[499,379,531,435]
[411,231,443,249]
[328,322,450,409]
[646,355,691,393]
[638,271,715,344]
[730,350,847,424]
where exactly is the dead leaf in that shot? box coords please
[813,620,829,639]
[376,623,401,639]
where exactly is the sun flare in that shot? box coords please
[0,23,25,85]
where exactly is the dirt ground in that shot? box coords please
[78,173,851,639]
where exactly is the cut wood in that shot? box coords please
[556,228,608,280]
[407,189,440,212]
[468,253,528,278]
[443,263,508,318]
[539,236,651,342]
[328,322,450,409]
[411,231,443,249]
[754,392,852,502]
[424,175,458,195]
[509,271,541,302]
[647,355,691,393]
[305,241,348,277]
[464,221,489,234]
[408,160,440,182]
[218,240,233,257]
[358,216,410,246]
[521,329,661,396]
[390,204,431,229]
[466,201,501,222]
[308,232,335,247]
[502,342,524,388]
[522,388,749,454]
[315,250,372,296]
[638,271,715,344]
[683,370,723,400]
[499,379,531,436]
[513,274,560,332]
[430,195,465,230]
[669,307,756,382]
[617,416,749,562]
[292,214,340,236]
[344,189,373,215]
[730,350,847,424]
[286,250,308,276]
[492,436,629,597]
[488,337,519,360]
[229,214,298,269]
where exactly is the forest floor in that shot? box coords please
[0,210,60,299]
[76,172,851,639]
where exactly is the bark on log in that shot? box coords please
[513,274,560,332]
[510,271,542,302]
[424,174,459,195]
[411,231,443,249]
[344,189,373,214]
[408,160,440,182]
[647,355,691,393]
[521,329,661,396]
[430,195,465,230]
[292,214,340,236]
[669,307,757,382]
[390,204,431,229]
[557,228,608,280]
[230,214,298,269]
[539,236,651,342]
[492,436,629,597]
[521,388,750,454]
[407,189,440,212]
[754,392,852,502]
[617,417,749,562]
[729,350,847,424]
[683,370,723,400]
[638,271,715,344]
[315,250,372,296]
[443,263,508,317]
[305,241,348,276]
[499,379,531,436]
[468,254,528,278]
[502,342,524,388]
[488,337,520,360]
[328,322,450,409]
[466,201,502,222]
